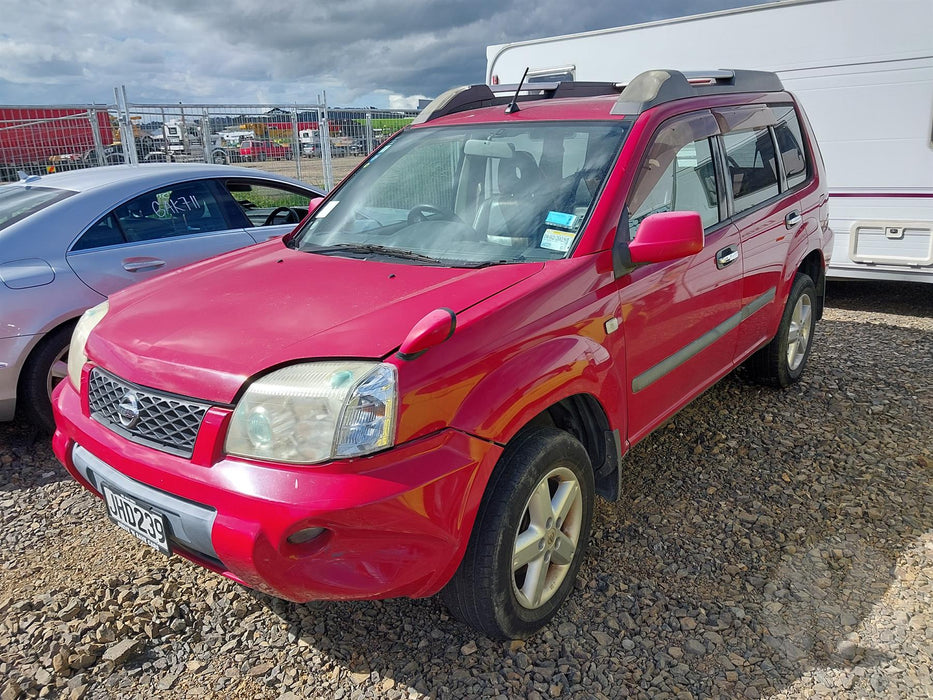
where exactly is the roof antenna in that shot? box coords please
[505,67,530,114]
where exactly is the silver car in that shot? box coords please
[0,164,323,430]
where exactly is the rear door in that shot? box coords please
[618,110,744,443]
[716,104,807,356]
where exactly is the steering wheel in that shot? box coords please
[262,206,302,226]
[407,203,464,225]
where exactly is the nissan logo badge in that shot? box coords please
[117,390,141,429]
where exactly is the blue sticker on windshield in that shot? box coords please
[545,211,578,230]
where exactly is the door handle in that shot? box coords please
[716,246,739,269]
[785,211,802,229]
[123,258,166,272]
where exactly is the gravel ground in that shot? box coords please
[1,280,931,700]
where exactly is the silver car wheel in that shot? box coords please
[786,292,813,372]
[46,344,69,399]
[511,466,584,609]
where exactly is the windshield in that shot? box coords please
[0,185,75,232]
[294,121,629,266]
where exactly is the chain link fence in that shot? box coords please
[1,92,419,190]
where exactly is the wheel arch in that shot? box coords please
[17,316,79,390]
[509,393,623,502]
[447,335,626,501]
[797,248,826,320]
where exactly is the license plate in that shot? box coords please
[102,483,170,555]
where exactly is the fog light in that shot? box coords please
[287,527,326,545]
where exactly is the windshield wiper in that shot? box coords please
[306,243,443,264]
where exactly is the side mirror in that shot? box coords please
[628,211,704,264]
[306,196,325,216]
[397,308,456,360]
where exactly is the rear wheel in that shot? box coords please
[441,428,594,639]
[746,273,816,387]
[18,323,75,432]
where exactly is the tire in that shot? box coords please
[745,273,817,387]
[212,151,228,165]
[18,323,75,432]
[440,428,594,639]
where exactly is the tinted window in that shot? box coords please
[628,112,720,239]
[113,181,229,243]
[771,104,808,189]
[722,129,779,215]
[72,213,124,250]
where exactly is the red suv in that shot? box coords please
[53,70,831,639]
[238,139,290,161]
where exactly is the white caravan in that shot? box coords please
[487,0,933,283]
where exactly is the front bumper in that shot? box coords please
[52,377,502,601]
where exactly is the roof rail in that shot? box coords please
[610,69,784,115]
[413,69,784,125]
[413,81,624,124]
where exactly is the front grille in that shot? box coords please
[88,368,212,458]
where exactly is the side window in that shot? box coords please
[223,181,313,227]
[628,112,721,240]
[72,213,125,251]
[771,104,808,189]
[113,181,229,243]
[722,128,779,215]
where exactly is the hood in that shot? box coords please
[87,241,542,403]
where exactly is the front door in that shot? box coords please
[617,111,744,443]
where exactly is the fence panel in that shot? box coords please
[0,97,419,188]
[0,106,113,181]
[121,101,418,190]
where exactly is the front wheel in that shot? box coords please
[441,428,594,639]
[745,272,817,387]
[18,324,75,432]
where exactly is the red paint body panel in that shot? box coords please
[53,379,502,600]
[89,241,541,403]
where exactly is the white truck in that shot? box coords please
[487,0,933,283]
[162,120,236,164]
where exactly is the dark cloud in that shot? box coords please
[0,0,769,105]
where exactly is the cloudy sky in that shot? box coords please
[0,0,768,109]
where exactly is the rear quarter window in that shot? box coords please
[771,104,809,189]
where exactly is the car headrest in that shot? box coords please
[498,151,541,196]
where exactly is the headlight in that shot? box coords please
[225,362,397,464]
[67,300,109,390]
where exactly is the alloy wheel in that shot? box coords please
[511,466,584,609]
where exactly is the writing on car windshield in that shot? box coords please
[296,122,629,266]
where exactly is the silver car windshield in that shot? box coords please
[295,122,629,266]
[0,185,75,232]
